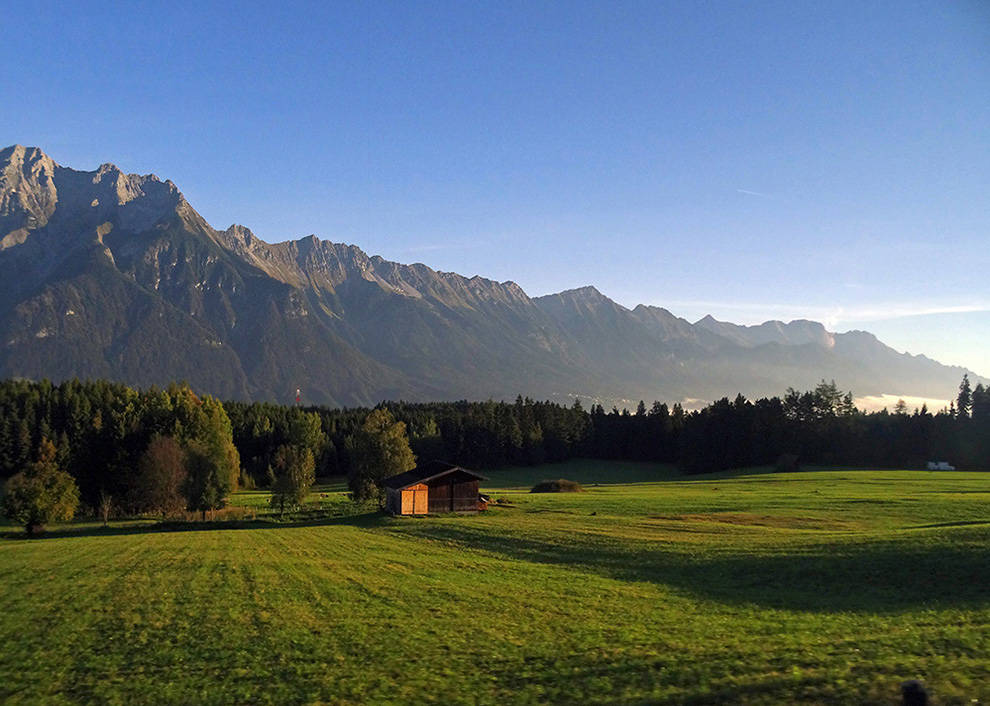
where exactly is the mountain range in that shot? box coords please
[0,144,980,407]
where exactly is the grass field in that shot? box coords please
[2,461,989,705]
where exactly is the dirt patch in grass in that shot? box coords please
[659,512,860,531]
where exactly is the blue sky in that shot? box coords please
[3,1,988,378]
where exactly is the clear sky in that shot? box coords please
[3,1,988,377]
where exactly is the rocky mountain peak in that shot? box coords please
[500,281,528,299]
[0,144,57,170]
[88,160,178,214]
[0,145,188,246]
[534,287,638,339]
[634,303,678,318]
[567,285,606,300]
[0,145,60,238]
[536,286,628,314]
[224,223,256,244]
[695,315,835,349]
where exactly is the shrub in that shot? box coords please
[173,506,257,523]
[1,439,80,533]
[530,478,585,493]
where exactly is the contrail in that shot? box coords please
[736,188,779,199]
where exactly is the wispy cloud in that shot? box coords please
[658,299,825,322]
[392,240,490,255]
[735,188,781,200]
[652,298,990,328]
[829,303,990,324]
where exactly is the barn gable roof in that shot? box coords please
[380,460,488,490]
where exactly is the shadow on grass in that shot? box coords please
[488,649,839,706]
[0,511,393,541]
[393,523,990,613]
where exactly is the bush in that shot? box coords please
[172,506,257,523]
[530,478,585,493]
[1,439,80,533]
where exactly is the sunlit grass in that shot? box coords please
[2,463,988,705]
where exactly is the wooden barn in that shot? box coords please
[381,461,488,515]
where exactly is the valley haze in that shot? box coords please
[0,144,982,409]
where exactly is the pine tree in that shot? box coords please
[971,383,989,421]
[957,374,972,419]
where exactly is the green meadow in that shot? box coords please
[2,462,989,705]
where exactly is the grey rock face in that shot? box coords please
[0,145,60,244]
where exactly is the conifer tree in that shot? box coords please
[957,374,972,418]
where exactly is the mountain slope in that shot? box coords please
[0,145,981,406]
[694,315,976,400]
[0,145,415,405]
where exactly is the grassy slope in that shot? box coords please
[1,461,989,705]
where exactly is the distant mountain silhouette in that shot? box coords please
[0,145,980,406]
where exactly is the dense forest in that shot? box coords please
[0,376,987,521]
[0,380,240,517]
[228,377,988,477]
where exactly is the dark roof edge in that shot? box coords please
[381,464,488,490]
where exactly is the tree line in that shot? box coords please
[1,376,987,530]
[0,379,240,530]
[239,378,984,477]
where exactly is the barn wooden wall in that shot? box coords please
[427,479,479,513]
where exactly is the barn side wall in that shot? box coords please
[452,479,479,512]
[427,477,479,513]
[385,487,401,515]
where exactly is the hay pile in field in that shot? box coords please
[530,478,585,493]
